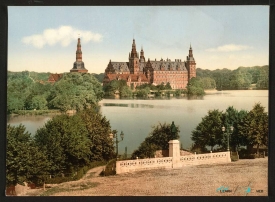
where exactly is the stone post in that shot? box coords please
[227,151,231,162]
[168,140,181,168]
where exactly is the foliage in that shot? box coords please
[7,72,33,113]
[196,65,268,90]
[132,122,180,159]
[78,108,115,161]
[191,109,224,151]
[199,77,216,89]
[7,71,104,114]
[136,87,150,98]
[100,159,116,176]
[103,79,132,98]
[191,104,268,153]
[187,77,205,95]
[34,114,92,176]
[92,73,105,83]
[6,124,50,186]
[238,103,268,153]
[49,73,104,112]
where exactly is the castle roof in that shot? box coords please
[105,73,148,82]
[48,73,63,83]
[149,60,187,71]
[109,60,187,73]
[110,62,130,72]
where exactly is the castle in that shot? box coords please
[103,39,196,89]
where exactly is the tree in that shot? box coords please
[238,103,268,153]
[6,124,50,186]
[34,114,92,175]
[187,77,205,95]
[120,85,133,98]
[136,87,150,98]
[132,122,180,159]
[78,108,115,161]
[165,82,172,90]
[199,77,216,89]
[103,79,132,97]
[191,109,223,151]
[49,73,104,112]
[222,106,248,151]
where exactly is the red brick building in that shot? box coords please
[103,39,196,89]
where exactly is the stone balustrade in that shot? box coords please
[116,157,173,174]
[116,140,231,174]
[180,151,230,166]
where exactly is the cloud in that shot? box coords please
[206,44,253,52]
[22,25,103,48]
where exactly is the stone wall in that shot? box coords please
[116,140,231,174]
[116,151,231,174]
[116,157,173,174]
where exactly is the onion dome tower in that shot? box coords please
[70,38,88,73]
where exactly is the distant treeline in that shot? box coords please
[196,65,268,90]
[7,71,103,114]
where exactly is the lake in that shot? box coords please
[7,90,268,155]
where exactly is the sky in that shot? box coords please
[8,6,269,74]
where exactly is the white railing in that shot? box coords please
[116,157,173,174]
[180,151,230,166]
[116,151,231,174]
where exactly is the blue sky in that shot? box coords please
[8,6,269,74]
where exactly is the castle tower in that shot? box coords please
[186,44,196,80]
[70,38,88,73]
[140,46,145,63]
[129,39,140,74]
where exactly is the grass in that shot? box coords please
[40,182,100,196]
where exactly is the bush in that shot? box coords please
[100,159,116,176]
[238,149,256,159]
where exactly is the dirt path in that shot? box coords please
[28,158,267,196]
[24,165,105,196]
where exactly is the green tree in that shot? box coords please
[136,87,150,98]
[187,77,205,95]
[49,73,104,112]
[191,109,223,151]
[199,77,216,89]
[238,103,268,153]
[6,124,50,186]
[34,114,92,175]
[132,122,180,159]
[222,106,248,151]
[120,85,133,98]
[78,108,115,161]
[165,82,172,90]
[103,79,132,97]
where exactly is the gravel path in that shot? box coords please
[34,158,268,196]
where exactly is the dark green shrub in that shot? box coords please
[100,159,116,176]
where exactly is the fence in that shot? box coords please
[116,140,231,174]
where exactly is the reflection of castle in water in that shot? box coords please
[103,103,154,108]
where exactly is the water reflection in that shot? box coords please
[103,103,155,108]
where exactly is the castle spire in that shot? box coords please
[70,38,88,73]
[76,38,82,62]
[189,43,193,58]
[131,39,138,58]
[140,46,145,62]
